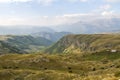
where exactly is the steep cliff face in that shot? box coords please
[45,34,120,54]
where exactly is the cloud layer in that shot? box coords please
[0,13,119,26]
[0,0,119,26]
[0,0,32,3]
[0,0,89,5]
[105,0,120,3]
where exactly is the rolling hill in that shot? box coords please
[0,35,53,54]
[45,34,120,54]
[0,31,72,54]
[0,34,120,79]
[0,52,120,80]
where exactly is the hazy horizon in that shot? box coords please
[0,0,120,34]
[0,0,120,26]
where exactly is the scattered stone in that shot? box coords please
[69,70,72,73]
[68,67,72,70]
[92,68,96,71]
[44,68,47,70]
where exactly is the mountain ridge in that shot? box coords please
[0,35,53,54]
[31,31,72,42]
[45,34,120,54]
[54,18,120,34]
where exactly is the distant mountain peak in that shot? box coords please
[31,31,72,42]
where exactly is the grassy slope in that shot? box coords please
[0,52,120,80]
[0,34,120,80]
[45,34,120,54]
[0,35,53,54]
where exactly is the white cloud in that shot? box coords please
[67,0,88,3]
[63,14,90,17]
[0,12,119,26]
[92,4,113,16]
[105,0,120,3]
[0,0,11,3]
[101,11,114,16]
[0,0,89,5]
[0,0,55,6]
[0,13,91,26]
[0,0,31,3]
[100,4,111,10]
[37,0,54,6]
[13,0,32,2]
[80,0,88,2]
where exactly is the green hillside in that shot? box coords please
[0,34,120,79]
[0,35,53,54]
[45,34,120,54]
[0,52,120,80]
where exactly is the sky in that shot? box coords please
[0,0,120,26]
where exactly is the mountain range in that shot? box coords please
[31,31,71,42]
[54,17,120,34]
[0,34,120,79]
[0,26,55,35]
[0,18,120,35]
[0,26,120,79]
[0,31,71,54]
[0,17,120,54]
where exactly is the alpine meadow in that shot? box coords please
[0,0,120,80]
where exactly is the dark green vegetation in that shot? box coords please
[46,34,120,54]
[0,35,53,54]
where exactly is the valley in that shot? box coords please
[0,35,53,54]
[0,31,70,54]
[0,0,120,79]
[0,34,120,80]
